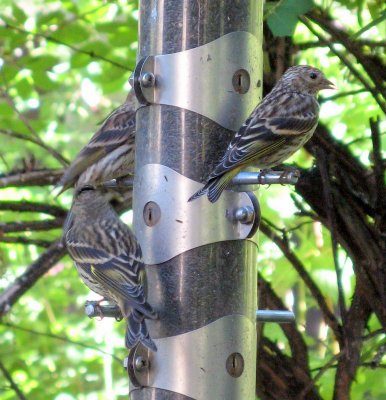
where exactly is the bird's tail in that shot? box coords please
[126,309,157,352]
[188,170,239,203]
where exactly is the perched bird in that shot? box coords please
[188,65,336,203]
[65,186,157,351]
[57,91,136,194]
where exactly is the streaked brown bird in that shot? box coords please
[188,65,336,203]
[57,91,136,195]
[65,186,157,351]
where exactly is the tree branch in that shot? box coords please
[0,219,64,233]
[0,360,28,400]
[307,10,386,100]
[3,22,133,72]
[0,236,52,248]
[0,239,67,316]
[0,128,68,167]
[1,322,121,363]
[299,16,386,114]
[0,201,66,218]
[0,169,64,188]
[369,117,386,234]
[260,219,343,343]
[316,148,347,322]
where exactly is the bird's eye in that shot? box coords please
[309,72,318,80]
[78,185,95,195]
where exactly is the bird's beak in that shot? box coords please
[322,78,337,90]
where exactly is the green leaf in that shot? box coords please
[12,3,27,23]
[23,55,60,71]
[267,0,314,37]
[50,22,90,45]
[353,9,386,37]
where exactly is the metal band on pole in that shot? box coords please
[129,2,263,399]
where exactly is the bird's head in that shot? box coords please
[72,184,110,216]
[280,65,336,95]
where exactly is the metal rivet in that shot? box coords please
[134,356,149,372]
[232,69,250,94]
[143,201,161,227]
[226,352,244,378]
[234,206,254,224]
[141,72,155,88]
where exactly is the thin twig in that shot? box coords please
[0,201,66,217]
[0,128,68,167]
[0,92,69,166]
[0,236,52,248]
[369,117,386,234]
[299,352,342,399]
[316,148,347,323]
[1,322,122,363]
[260,220,343,342]
[319,88,369,103]
[295,39,386,50]
[0,219,64,233]
[0,360,28,400]
[306,11,386,102]
[0,168,64,188]
[299,16,386,114]
[0,239,67,316]
[3,22,134,72]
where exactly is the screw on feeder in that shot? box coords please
[233,205,255,224]
[143,201,161,227]
[134,356,149,372]
[226,352,244,378]
[232,69,250,94]
[141,72,155,88]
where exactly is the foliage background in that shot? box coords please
[0,0,384,399]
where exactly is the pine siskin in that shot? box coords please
[188,65,336,203]
[65,186,157,351]
[57,91,136,194]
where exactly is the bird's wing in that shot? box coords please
[57,105,136,192]
[208,114,318,179]
[67,232,144,296]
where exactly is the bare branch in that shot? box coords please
[0,201,66,218]
[299,16,386,114]
[294,39,386,50]
[3,22,133,72]
[0,219,64,233]
[307,10,386,99]
[0,128,69,167]
[0,236,52,248]
[0,239,66,316]
[260,220,343,342]
[316,148,347,322]
[1,322,121,363]
[369,117,386,234]
[0,360,28,400]
[0,169,64,188]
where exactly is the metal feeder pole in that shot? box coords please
[128,1,263,399]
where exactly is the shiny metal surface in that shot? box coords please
[133,1,262,399]
[256,310,295,323]
[129,315,256,400]
[84,300,122,320]
[231,170,300,186]
[134,164,258,265]
[135,32,260,131]
[100,170,298,191]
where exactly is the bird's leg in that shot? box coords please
[258,169,272,187]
